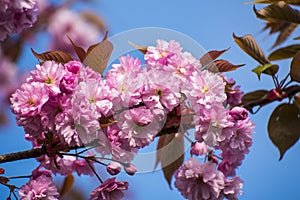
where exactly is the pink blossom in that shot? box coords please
[10,82,49,116]
[174,158,225,200]
[218,177,243,200]
[19,168,59,200]
[190,142,210,156]
[107,162,122,175]
[145,39,182,67]
[0,0,38,41]
[194,104,234,147]
[29,61,66,96]
[117,107,161,148]
[229,107,248,121]
[65,60,82,74]
[124,163,137,176]
[72,158,94,176]
[90,178,128,200]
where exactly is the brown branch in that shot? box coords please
[242,85,300,113]
[0,147,47,164]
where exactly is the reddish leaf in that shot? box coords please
[199,48,230,67]
[60,174,74,196]
[206,59,244,72]
[268,44,300,61]
[233,33,270,65]
[290,50,300,82]
[83,32,113,74]
[268,103,300,160]
[31,48,73,64]
[128,41,148,54]
[272,23,298,48]
[68,36,87,62]
[254,2,300,23]
[155,133,184,188]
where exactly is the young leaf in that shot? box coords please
[155,133,184,188]
[31,48,73,63]
[83,32,113,74]
[67,36,87,62]
[271,23,298,48]
[268,44,300,61]
[242,90,268,112]
[233,33,270,65]
[290,50,300,82]
[252,64,279,80]
[60,174,75,196]
[206,59,244,72]
[254,2,300,23]
[268,103,300,160]
[128,41,148,54]
[199,48,230,68]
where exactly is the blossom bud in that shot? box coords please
[124,163,137,176]
[229,107,248,121]
[106,162,122,175]
[190,142,209,156]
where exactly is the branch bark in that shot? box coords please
[0,147,47,164]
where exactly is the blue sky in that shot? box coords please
[1,1,300,199]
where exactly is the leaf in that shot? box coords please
[60,174,74,196]
[80,12,106,32]
[83,32,113,74]
[271,23,298,48]
[128,41,148,54]
[200,48,230,67]
[254,2,300,23]
[268,103,300,160]
[252,63,279,80]
[206,59,245,72]
[294,92,300,109]
[248,0,300,5]
[31,48,73,64]
[291,50,300,82]
[294,36,300,40]
[233,33,270,65]
[242,90,268,112]
[268,44,300,61]
[68,36,87,62]
[155,133,184,188]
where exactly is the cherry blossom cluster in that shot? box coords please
[0,0,39,41]
[10,39,254,200]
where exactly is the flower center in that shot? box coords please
[155,89,162,96]
[201,85,209,93]
[159,51,167,58]
[45,77,53,84]
[27,99,37,106]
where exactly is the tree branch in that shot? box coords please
[0,147,47,164]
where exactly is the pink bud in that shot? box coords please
[106,162,121,175]
[190,142,209,156]
[124,163,137,176]
[65,60,81,74]
[229,107,248,120]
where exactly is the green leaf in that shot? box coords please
[60,174,74,196]
[252,63,279,80]
[200,48,230,68]
[233,33,270,65]
[155,133,184,189]
[206,59,244,72]
[268,44,300,61]
[128,41,148,54]
[83,32,113,74]
[31,48,73,64]
[254,2,300,23]
[290,50,300,82]
[268,103,300,160]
